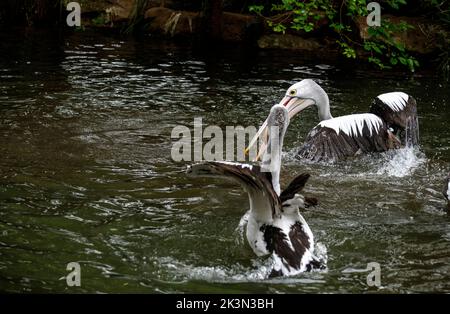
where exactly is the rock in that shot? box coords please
[105,0,136,23]
[257,34,322,51]
[145,7,199,36]
[355,16,370,41]
[80,0,115,14]
[222,12,260,42]
[76,0,136,27]
[144,7,261,41]
[355,15,447,54]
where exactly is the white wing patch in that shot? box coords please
[377,92,409,112]
[217,160,253,170]
[318,113,383,137]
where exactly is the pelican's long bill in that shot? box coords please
[246,97,315,161]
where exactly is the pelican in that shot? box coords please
[444,172,450,210]
[187,104,324,277]
[246,79,419,162]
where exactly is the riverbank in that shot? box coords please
[0,0,449,77]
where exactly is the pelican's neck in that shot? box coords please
[261,132,282,195]
[317,92,332,121]
[261,106,289,196]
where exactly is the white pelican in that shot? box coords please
[247,79,419,162]
[187,104,324,277]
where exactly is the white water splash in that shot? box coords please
[234,210,249,246]
[282,145,425,179]
[154,240,328,283]
[156,255,272,282]
[159,255,327,283]
[375,147,425,178]
[314,242,328,267]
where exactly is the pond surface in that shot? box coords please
[0,29,449,293]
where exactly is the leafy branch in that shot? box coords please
[249,0,419,72]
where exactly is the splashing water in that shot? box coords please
[283,145,426,179]
[314,242,328,267]
[234,210,250,246]
[375,147,426,177]
[155,250,328,283]
[156,255,272,282]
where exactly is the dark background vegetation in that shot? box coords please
[0,1,448,75]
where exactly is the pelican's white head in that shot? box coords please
[246,79,331,161]
[280,79,331,122]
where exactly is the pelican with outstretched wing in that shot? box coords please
[187,104,323,277]
[247,79,419,162]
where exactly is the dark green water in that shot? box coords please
[1,29,449,293]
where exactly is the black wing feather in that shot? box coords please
[370,94,419,146]
[297,121,397,162]
[280,173,310,203]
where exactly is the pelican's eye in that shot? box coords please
[289,89,297,96]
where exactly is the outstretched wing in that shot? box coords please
[186,161,282,217]
[297,113,400,162]
[369,92,419,146]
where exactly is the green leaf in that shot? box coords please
[273,23,287,33]
[249,5,264,14]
